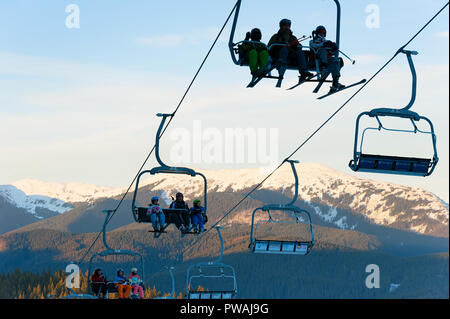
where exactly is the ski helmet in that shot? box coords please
[250,28,262,41]
[193,199,201,205]
[279,18,292,28]
[131,267,138,274]
[152,196,159,204]
[316,25,326,33]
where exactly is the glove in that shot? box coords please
[245,32,251,41]
[324,41,338,51]
[287,39,299,47]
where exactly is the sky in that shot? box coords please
[0,0,449,202]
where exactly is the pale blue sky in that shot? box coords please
[0,1,448,201]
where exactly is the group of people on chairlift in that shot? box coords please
[241,18,345,92]
[91,267,144,299]
[147,192,207,234]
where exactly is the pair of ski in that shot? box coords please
[287,71,367,99]
[246,64,281,88]
[248,67,366,99]
[149,227,206,237]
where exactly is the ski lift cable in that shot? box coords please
[180,1,449,257]
[78,1,240,267]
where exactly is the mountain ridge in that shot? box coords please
[2,163,448,238]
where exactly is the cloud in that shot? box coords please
[134,26,225,48]
[0,51,447,201]
[435,31,449,39]
[135,34,183,47]
[352,54,385,65]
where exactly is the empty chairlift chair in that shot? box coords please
[249,160,314,255]
[349,50,439,177]
[185,226,238,299]
[153,266,176,299]
[131,113,208,235]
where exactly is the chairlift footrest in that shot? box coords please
[351,154,432,176]
[251,240,313,255]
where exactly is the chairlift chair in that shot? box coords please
[349,50,439,177]
[88,210,145,299]
[185,226,238,299]
[131,113,208,236]
[249,160,315,255]
[153,266,177,299]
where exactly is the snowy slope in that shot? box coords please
[135,163,448,236]
[0,185,73,219]
[5,163,448,236]
[11,179,124,203]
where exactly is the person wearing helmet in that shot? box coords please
[170,192,191,233]
[241,28,270,77]
[190,199,206,233]
[310,25,345,92]
[268,19,313,82]
[128,267,144,299]
[114,269,131,299]
[147,196,165,232]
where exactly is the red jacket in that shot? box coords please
[91,274,107,283]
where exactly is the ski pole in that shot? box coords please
[338,49,356,65]
[297,35,312,43]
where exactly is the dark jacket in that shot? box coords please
[241,41,268,54]
[190,206,207,223]
[170,200,189,210]
[190,206,205,215]
[268,29,300,55]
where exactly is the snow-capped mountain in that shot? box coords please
[0,181,124,234]
[3,163,448,237]
[11,179,124,203]
[134,163,448,237]
[0,185,73,219]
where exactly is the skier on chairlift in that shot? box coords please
[190,199,206,233]
[114,269,132,299]
[241,28,270,78]
[148,196,165,232]
[268,19,313,83]
[310,25,345,93]
[91,268,108,299]
[128,267,144,299]
[170,192,191,233]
